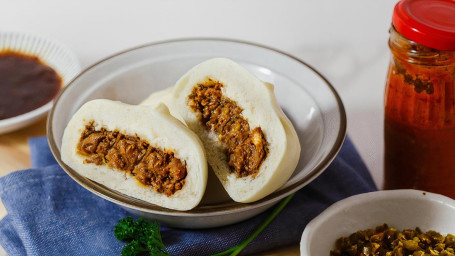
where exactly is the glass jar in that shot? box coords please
[383,0,455,198]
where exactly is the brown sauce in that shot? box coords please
[0,51,61,120]
[187,78,268,178]
[77,122,187,197]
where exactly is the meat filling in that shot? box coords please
[77,123,187,196]
[187,78,268,178]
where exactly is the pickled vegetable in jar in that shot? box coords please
[384,0,455,197]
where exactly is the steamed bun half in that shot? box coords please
[172,58,301,203]
[139,86,185,124]
[61,99,207,211]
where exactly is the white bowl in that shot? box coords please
[48,39,346,228]
[0,31,80,134]
[300,190,455,256]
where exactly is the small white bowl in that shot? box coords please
[300,190,455,256]
[0,31,80,134]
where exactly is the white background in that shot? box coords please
[1,0,400,190]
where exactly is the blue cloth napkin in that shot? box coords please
[0,136,376,255]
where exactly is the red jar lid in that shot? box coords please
[392,0,455,51]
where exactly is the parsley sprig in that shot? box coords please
[115,217,170,256]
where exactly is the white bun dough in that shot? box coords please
[61,99,208,211]
[172,58,301,203]
[140,86,174,107]
[139,87,185,124]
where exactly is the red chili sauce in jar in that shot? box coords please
[0,51,62,120]
[383,0,455,198]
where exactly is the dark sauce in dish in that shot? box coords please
[0,51,62,120]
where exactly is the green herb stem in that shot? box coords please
[212,193,295,256]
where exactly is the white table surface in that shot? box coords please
[0,0,399,253]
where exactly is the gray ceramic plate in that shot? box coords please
[47,39,346,228]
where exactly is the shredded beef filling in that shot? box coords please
[77,123,187,196]
[187,78,268,178]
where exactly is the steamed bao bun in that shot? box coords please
[139,86,185,124]
[172,58,301,203]
[61,99,208,211]
[140,86,174,107]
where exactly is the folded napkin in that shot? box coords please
[0,136,376,255]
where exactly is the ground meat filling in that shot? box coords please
[187,78,268,178]
[77,123,187,196]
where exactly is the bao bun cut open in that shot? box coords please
[61,99,208,211]
[172,58,301,203]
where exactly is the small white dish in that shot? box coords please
[0,31,80,135]
[48,38,346,228]
[301,190,455,256]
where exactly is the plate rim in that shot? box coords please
[47,37,347,217]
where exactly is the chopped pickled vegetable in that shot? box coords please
[330,224,455,256]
